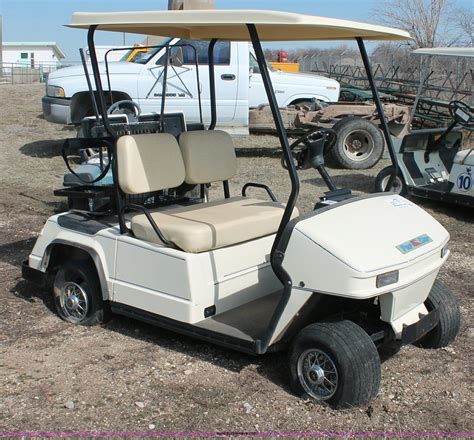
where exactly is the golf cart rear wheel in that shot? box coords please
[330,117,384,169]
[375,166,407,196]
[289,320,381,408]
[53,260,106,326]
[414,280,460,349]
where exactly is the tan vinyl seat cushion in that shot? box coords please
[117,133,185,194]
[131,196,299,253]
[178,130,237,184]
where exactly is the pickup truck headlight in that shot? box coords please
[46,85,66,98]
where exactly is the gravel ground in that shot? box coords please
[0,84,473,434]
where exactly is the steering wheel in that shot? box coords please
[62,138,113,185]
[282,128,337,170]
[449,101,473,127]
[107,100,141,120]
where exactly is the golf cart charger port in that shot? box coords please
[23,9,461,409]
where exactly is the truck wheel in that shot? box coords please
[53,260,107,326]
[330,117,384,169]
[374,166,407,195]
[414,280,460,349]
[289,320,381,408]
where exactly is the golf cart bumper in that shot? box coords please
[401,308,439,344]
[22,260,47,286]
[42,96,71,124]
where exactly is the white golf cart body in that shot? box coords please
[29,191,448,344]
[25,11,449,358]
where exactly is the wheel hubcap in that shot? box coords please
[297,349,338,400]
[343,130,374,161]
[382,175,402,194]
[60,281,89,322]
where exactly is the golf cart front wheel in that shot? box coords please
[414,280,460,349]
[289,320,381,408]
[53,260,107,326]
[375,166,407,195]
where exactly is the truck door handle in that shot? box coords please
[221,74,236,81]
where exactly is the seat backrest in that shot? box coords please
[116,133,185,195]
[178,130,237,184]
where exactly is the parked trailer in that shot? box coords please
[249,101,410,169]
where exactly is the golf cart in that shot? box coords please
[375,47,473,207]
[22,10,460,408]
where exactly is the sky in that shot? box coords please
[0,0,471,61]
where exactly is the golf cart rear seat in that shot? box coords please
[117,131,298,253]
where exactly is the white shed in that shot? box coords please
[2,42,65,67]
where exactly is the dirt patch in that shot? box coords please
[0,84,472,433]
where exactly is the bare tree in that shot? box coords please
[452,5,473,46]
[373,0,456,48]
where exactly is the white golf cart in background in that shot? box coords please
[375,47,473,207]
[23,10,460,408]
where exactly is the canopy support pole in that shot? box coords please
[87,26,127,233]
[87,26,116,139]
[208,39,217,130]
[356,38,398,191]
[247,23,300,355]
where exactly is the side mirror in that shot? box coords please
[249,67,254,76]
[169,47,184,67]
[155,46,184,68]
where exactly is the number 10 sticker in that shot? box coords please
[457,169,472,192]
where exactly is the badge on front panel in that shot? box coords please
[396,234,433,254]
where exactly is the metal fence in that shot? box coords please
[0,62,76,85]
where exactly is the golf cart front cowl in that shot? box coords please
[281,195,449,331]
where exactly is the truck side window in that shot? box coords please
[178,40,231,65]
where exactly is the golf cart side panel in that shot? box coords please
[113,233,282,324]
[28,215,119,301]
[268,288,314,346]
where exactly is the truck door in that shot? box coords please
[137,40,238,124]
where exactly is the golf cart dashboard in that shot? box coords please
[400,129,463,153]
[80,112,192,139]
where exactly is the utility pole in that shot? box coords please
[145,0,216,45]
[168,0,215,10]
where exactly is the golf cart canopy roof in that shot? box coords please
[67,9,411,41]
[413,47,474,58]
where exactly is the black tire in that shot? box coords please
[53,260,107,326]
[330,117,384,169]
[289,320,381,408]
[374,166,407,196]
[414,280,460,349]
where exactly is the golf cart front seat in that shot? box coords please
[117,131,298,253]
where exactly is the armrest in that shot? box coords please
[120,203,180,250]
[242,183,277,202]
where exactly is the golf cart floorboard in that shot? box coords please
[111,291,283,355]
[194,290,283,340]
[409,184,472,207]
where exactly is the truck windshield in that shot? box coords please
[119,48,150,63]
[133,38,173,64]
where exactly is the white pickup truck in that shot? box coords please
[42,38,340,128]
